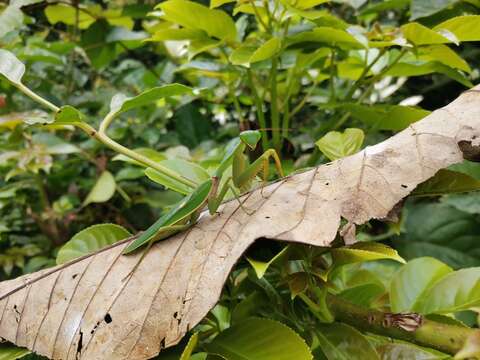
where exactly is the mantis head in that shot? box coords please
[239,130,261,150]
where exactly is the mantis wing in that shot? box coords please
[123,179,213,254]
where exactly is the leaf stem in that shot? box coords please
[247,68,269,150]
[270,57,281,151]
[14,84,197,189]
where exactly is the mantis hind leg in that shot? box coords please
[122,223,192,282]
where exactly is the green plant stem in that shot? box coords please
[15,83,59,112]
[247,69,269,151]
[344,48,386,101]
[270,57,281,151]
[15,84,197,189]
[327,294,478,355]
[75,122,196,188]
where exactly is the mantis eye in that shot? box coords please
[240,130,261,149]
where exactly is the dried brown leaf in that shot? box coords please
[1,88,480,359]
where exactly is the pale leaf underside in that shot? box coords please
[1,87,480,359]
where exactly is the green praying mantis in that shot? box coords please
[122,130,284,275]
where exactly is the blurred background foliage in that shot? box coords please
[2,0,480,358]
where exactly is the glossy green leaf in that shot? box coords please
[316,322,380,360]
[54,105,85,124]
[149,28,208,42]
[230,38,281,66]
[180,333,199,360]
[0,49,25,85]
[0,344,30,360]
[157,0,237,42]
[414,267,480,314]
[315,128,364,161]
[412,169,480,196]
[434,15,480,42]
[418,45,471,73]
[113,148,166,167]
[107,84,192,118]
[56,224,131,264]
[410,0,456,20]
[247,246,289,278]
[145,159,209,195]
[331,242,405,268]
[401,22,450,45]
[83,171,116,206]
[390,257,453,312]
[288,27,364,49]
[210,0,235,8]
[206,318,313,360]
[386,61,473,87]
[342,104,429,131]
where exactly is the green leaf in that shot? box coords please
[113,148,166,167]
[247,246,289,279]
[390,257,453,312]
[401,22,450,45]
[287,272,309,299]
[180,333,199,360]
[44,4,96,29]
[206,318,313,360]
[230,38,281,66]
[449,160,480,180]
[56,224,131,264]
[397,241,480,270]
[418,45,471,73]
[412,169,480,196]
[231,292,267,323]
[315,128,364,161]
[288,27,364,49]
[342,104,429,131]
[174,103,212,148]
[338,283,385,308]
[434,15,480,42]
[149,28,208,42]
[83,171,116,206]
[316,322,380,360]
[0,5,23,38]
[54,105,85,124]
[414,267,480,314]
[210,0,235,8]
[410,0,456,20]
[376,342,450,359]
[331,242,405,268]
[157,0,237,42]
[0,344,30,360]
[145,159,209,195]
[442,191,480,214]
[32,133,80,155]
[0,49,25,85]
[107,84,193,118]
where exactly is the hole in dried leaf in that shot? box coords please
[72,274,78,279]
[104,313,112,324]
[401,184,407,188]
[76,330,83,358]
